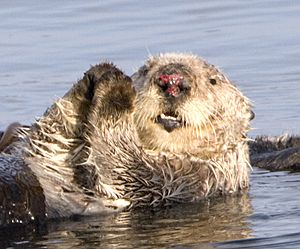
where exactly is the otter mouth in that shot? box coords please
[155,113,183,132]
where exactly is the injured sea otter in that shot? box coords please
[0,53,253,227]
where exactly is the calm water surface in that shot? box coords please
[1,1,300,248]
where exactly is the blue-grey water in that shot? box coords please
[1,1,300,248]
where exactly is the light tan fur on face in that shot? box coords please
[133,53,252,158]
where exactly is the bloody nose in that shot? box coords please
[157,74,187,98]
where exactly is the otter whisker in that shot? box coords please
[202,103,218,143]
[202,113,211,146]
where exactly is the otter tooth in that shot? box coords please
[160,113,177,120]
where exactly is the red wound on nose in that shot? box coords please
[158,74,183,97]
[159,74,183,85]
[166,85,180,97]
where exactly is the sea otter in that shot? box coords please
[0,53,253,227]
[250,135,300,170]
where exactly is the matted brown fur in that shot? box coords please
[250,135,300,171]
[75,53,253,208]
[0,53,253,227]
[0,63,131,227]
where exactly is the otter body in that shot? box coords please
[250,135,300,171]
[0,53,253,227]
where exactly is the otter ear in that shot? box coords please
[250,110,255,121]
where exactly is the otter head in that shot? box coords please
[132,53,253,157]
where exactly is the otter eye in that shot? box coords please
[209,78,217,85]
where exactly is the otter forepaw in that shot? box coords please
[90,64,136,117]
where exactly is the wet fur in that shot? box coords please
[75,53,253,207]
[0,63,130,227]
[0,53,253,226]
[250,135,300,171]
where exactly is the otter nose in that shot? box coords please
[157,74,189,98]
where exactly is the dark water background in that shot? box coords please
[1,1,300,248]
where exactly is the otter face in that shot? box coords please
[132,53,252,156]
[146,63,192,133]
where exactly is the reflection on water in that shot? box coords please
[1,0,300,248]
[2,169,300,248]
[1,194,253,249]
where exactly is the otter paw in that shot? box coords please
[91,64,136,116]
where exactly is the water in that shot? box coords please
[1,1,300,248]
